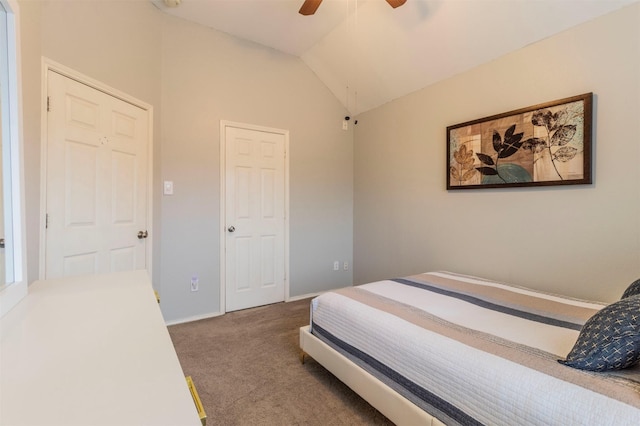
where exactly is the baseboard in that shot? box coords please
[288,286,359,302]
[165,291,331,326]
[287,292,322,302]
[165,311,223,326]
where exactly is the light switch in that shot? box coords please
[163,181,174,195]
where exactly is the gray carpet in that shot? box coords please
[168,298,394,425]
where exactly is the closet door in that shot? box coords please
[45,71,149,278]
[224,124,287,312]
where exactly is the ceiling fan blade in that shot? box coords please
[385,0,407,8]
[299,0,323,16]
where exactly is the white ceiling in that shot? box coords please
[153,0,637,115]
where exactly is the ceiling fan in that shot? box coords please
[299,0,407,16]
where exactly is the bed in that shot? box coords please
[299,271,640,425]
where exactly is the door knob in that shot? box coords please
[137,230,148,239]
[228,226,236,233]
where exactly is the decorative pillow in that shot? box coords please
[559,295,640,371]
[621,278,640,299]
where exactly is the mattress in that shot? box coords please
[309,272,640,425]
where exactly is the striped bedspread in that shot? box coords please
[310,272,640,425]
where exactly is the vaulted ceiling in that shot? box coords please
[153,0,637,115]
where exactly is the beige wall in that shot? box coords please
[19,1,353,323]
[159,15,354,321]
[354,3,640,302]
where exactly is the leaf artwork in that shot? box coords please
[522,105,583,180]
[521,138,546,154]
[475,124,530,184]
[447,94,590,189]
[553,146,578,162]
[450,144,478,184]
[475,103,583,184]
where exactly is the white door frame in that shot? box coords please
[39,58,154,280]
[219,120,290,314]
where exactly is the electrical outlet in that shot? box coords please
[333,261,340,271]
[190,276,199,292]
[343,261,349,271]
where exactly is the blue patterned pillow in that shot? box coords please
[621,278,640,299]
[559,295,640,371]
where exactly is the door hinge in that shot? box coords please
[45,213,49,229]
[47,96,51,112]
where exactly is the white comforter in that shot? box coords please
[310,272,640,425]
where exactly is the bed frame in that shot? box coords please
[299,325,444,426]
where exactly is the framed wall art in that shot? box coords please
[447,93,592,190]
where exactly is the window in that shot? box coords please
[0,0,27,318]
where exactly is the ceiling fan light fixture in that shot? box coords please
[385,0,407,8]
[299,0,322,16]
[299,0,406,16]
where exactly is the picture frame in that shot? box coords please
[447,93,592,190]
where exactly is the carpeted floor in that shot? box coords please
[168,298,394,425]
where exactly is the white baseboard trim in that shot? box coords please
[287,292,322,302]
[165,291,333,326]
[288,286,358,302]
[165,311,223,326]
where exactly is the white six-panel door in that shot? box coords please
[224,124,287,312]
[45,71,149,279]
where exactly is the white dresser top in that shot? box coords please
[0,270,201,426]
